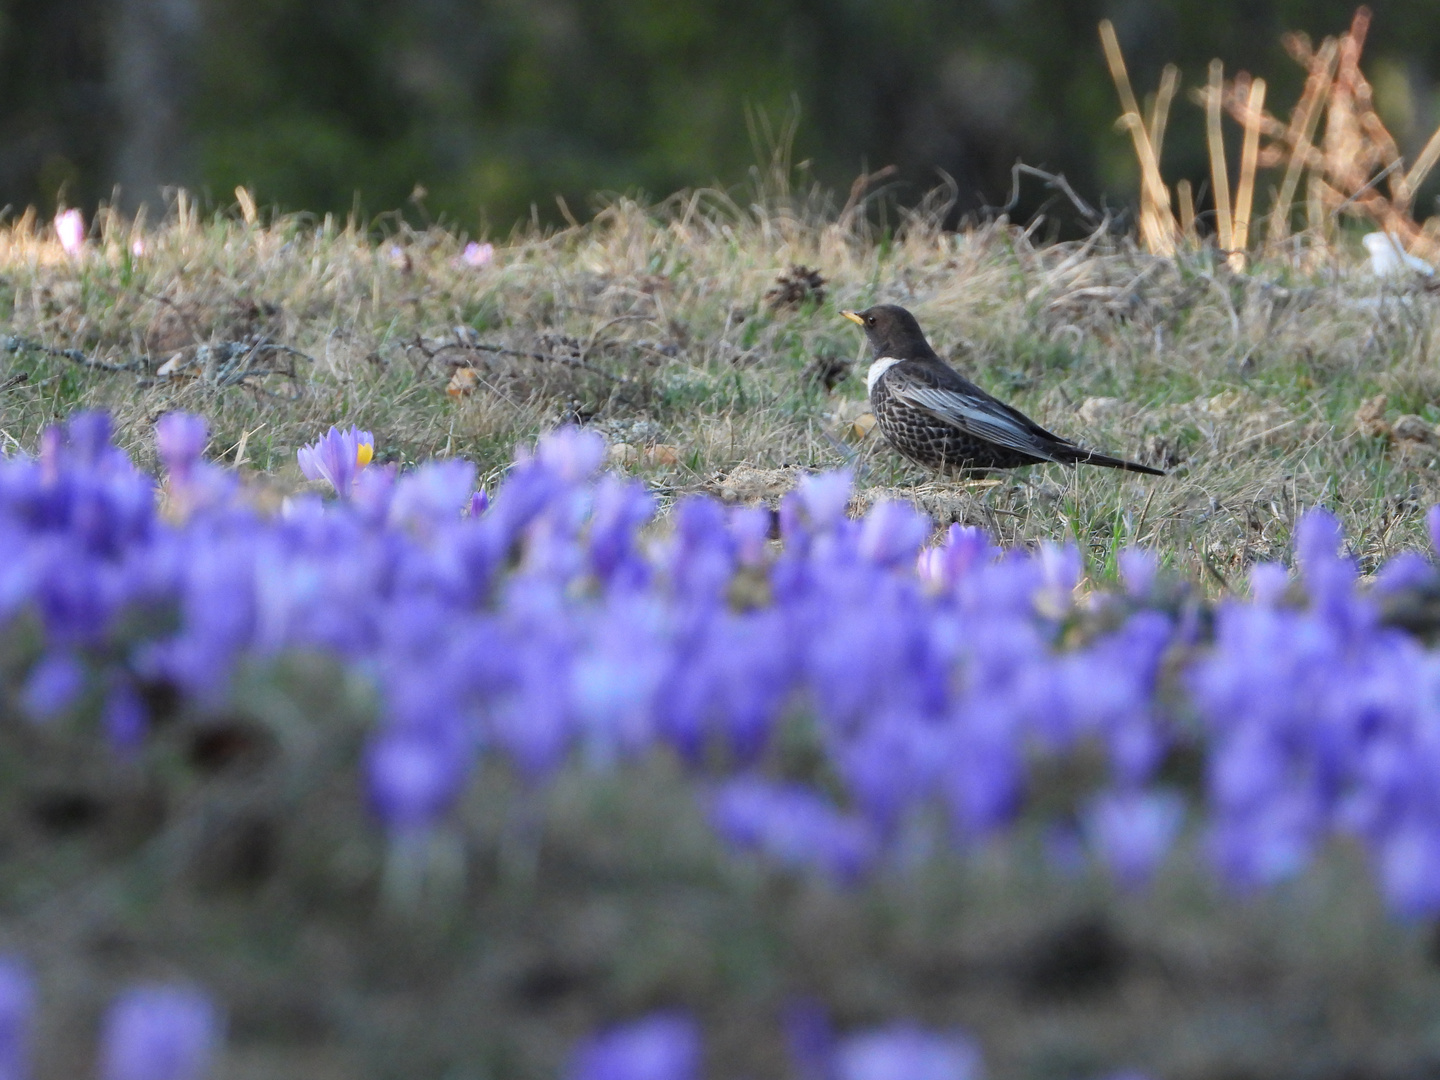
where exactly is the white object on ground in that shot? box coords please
[1364,231,1435,277]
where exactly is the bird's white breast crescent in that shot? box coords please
[865,356,903,396]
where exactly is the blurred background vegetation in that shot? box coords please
[3,0,1440,233]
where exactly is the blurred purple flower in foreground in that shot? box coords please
[54,209,84,257]
[99,985,222,1080]
[365,728,470,835]
[566,1012,701,1080]
[834,1022,982,1080]
[0,958,34,1080]
[17,410,1440,925]
[709,778,879,884]
[1083,787,1185,889]
[154,413,209,481]
[297,425,374,498]
[21,653,84,722]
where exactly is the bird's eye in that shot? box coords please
[865,316,875,326]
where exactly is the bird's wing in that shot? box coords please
[889,374,1075,463]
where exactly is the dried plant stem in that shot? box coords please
[1149,65,1180,165]
[1206,60,1234,255]
[1178,179,1197,244]
[236,187,259,227]
[1307,172,1327,238]
[1100,20,1177,256]
[1269,38,1337,242]
[1231,77,1267,267]
[1403,122,1440,206]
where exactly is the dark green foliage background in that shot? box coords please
[4,1,1440,229]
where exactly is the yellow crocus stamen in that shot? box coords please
[356,442,374,467]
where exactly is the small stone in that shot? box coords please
[1392,414,1440,448]
[607,442,640,467]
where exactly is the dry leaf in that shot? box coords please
[645,444,680,467]
[156,352,188,377]
[447,367,479,397]
[1354,394,1391,438]
[846,413,877,441]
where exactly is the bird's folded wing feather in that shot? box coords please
[892,383,1068,463]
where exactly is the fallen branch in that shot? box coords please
[1,336,143,374]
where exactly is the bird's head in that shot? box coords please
[841,304,933,360]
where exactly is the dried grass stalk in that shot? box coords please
[1149,65,1181,166]
[1178,179,1197,244]
[1268,38,1338,242]
[1231,77,1268,267]
[1206,60,1234,254]
[1100,20,1178,256]
[1403,122,1440,203]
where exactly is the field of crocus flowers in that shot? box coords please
[4,192,1440,1080]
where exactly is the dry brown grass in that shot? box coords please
[3,184,1440,588]
[1105,6,1440,266]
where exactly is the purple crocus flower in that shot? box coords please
[1117,547,1159,598]
[1378,818,1440,919]
[103,682,147,756]
[919,524,996,589]
[797,470,852,529]
[154,414,209,481]
[1082,787,1185,889]
[1373,550,1432,594]
[566,1012,701,1080]
[296,425,374,498]
[833,1023,982,1080]
[468,488,489,518]
[783,999,835,1080]
[0,957,35,1080]
[20,652,84,721]
[857,500,930,567]
[534,426,606,484]
[54,209,84,257]
[98,984,223,1080]
[388,459,477,530]
[709,778,878,884]
[728,506,771,565]
[364,728,470,835]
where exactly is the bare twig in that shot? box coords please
[1003,164,1103,225]
[1,336,143,373]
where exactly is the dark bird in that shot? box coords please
[842,305,1164,476]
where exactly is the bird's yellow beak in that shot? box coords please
[841,310,864,326]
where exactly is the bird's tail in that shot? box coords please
[1066,448,1166,476]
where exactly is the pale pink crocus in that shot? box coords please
[55,209,85,257]
[460,241,494,268]
[131,237,147,257]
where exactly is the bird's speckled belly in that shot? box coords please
[870,382,1044,472]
